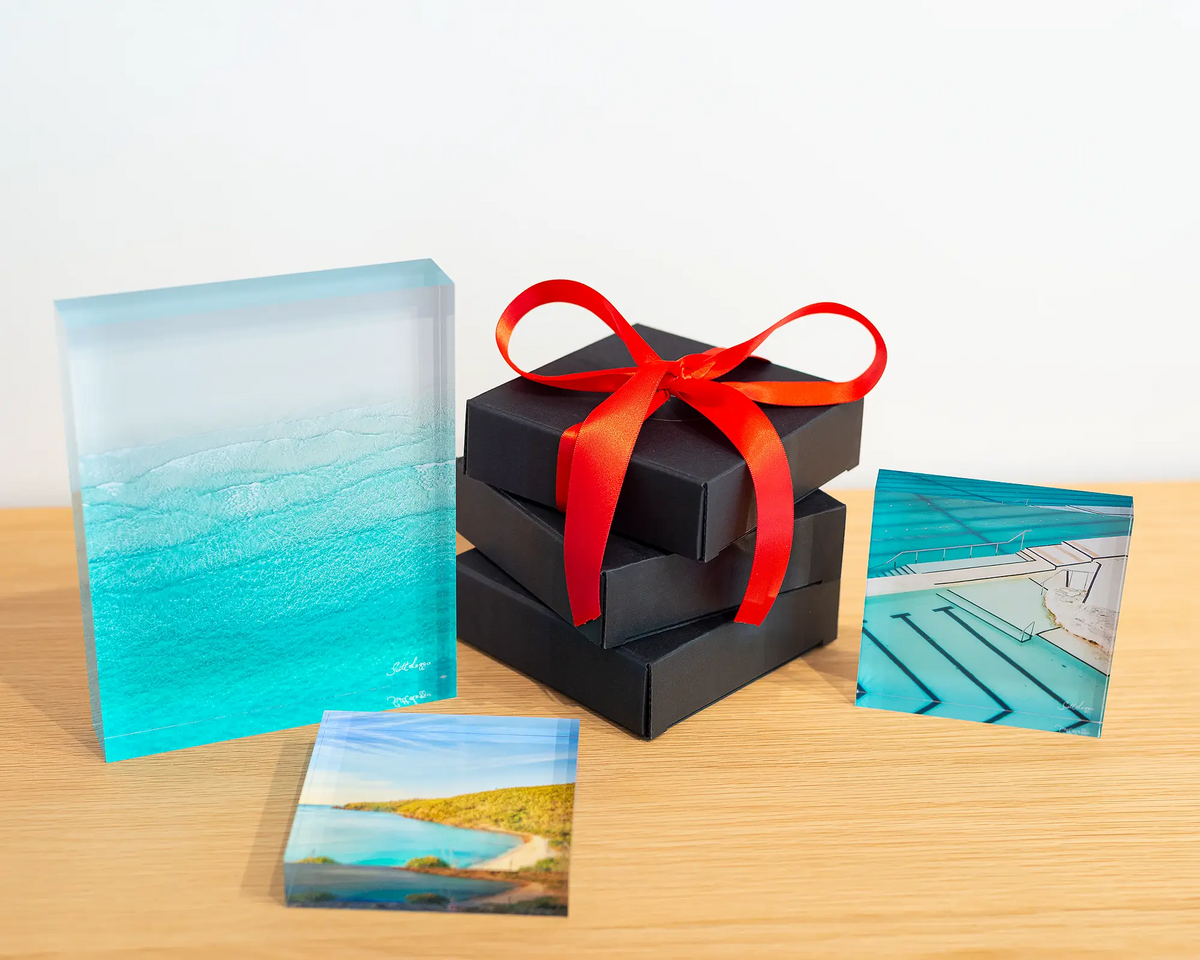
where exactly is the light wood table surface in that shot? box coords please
[1,484,1197,958]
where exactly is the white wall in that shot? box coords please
[2,0,1197,507]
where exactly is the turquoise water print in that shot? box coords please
[57,260,457,760]
[79,403,456,759]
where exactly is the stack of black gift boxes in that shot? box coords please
[457,325,858,738]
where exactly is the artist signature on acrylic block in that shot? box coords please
[387,658,433,677]
[388,692,432,708]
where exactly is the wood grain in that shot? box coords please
[1,485,1197,959]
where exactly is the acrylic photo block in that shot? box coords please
[284,712,578,915]
[856,470,1133,737]
[56,260,456,761]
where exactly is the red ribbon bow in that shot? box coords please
[496,279,887,627]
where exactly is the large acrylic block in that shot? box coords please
[284,711,578,916]
[56,260,457,761]
[856,470,1133,737]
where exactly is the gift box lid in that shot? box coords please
[457,548,840,739]
[464,324,862,561]
[457,459,845,647]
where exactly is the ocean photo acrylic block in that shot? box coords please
[856,470,1133,737]
[284,712,579,915]
[56,260,456,761]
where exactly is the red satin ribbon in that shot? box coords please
[496,279,887,627]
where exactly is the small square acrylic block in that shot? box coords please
[856,470,1133,737]
[56,260,457,761]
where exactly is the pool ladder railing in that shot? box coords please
[876,530,1033,575]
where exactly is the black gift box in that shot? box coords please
[457,549,841,739]
[457,459,846,648]
[464,324,863,561]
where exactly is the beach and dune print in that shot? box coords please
[56,261,457,760]
[857,470,1133,737]
[285,712,579,916]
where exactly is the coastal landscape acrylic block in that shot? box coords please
[856,470,1133,737]
[284,712,579,915]
[55,260,456,761]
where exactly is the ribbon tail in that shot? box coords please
[555,424,579,511]
[672,380,794,625]
[562,366,669,625]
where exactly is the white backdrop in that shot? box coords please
[2,0,1198,507]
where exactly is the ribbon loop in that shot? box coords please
[495,281,887,628]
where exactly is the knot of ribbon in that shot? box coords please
[496,279,887,628]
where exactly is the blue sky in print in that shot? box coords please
[298,712,579,807]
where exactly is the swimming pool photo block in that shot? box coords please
[55,260,457,761]
[457,549,840,738]
[457,459,846,647]
[856,470,1134,737]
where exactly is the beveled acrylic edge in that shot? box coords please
[875,468,1134,510]
[55,258,453,329]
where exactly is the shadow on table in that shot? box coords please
[802,623,861,706]
[241,735,315,904]
[0,586,104,760]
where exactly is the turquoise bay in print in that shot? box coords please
[284,712,579,915]
[56,260,456,760]
[857,470,1133,737]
